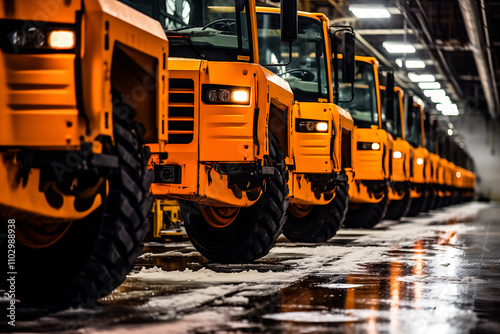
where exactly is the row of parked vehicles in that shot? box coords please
[0,0,474,305]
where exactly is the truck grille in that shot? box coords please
[168,78,194,144]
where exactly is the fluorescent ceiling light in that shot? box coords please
[414,97,424,106]
[349,5,391,18]
[408,73,435,82]
[419,82,441,89]
[431,95,451,104]
[383,42,416,53]
[396,59,425,68]
[423,89,446,97]
[440,104,459,116]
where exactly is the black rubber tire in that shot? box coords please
[4,93,153,306]
[422,186,436,212]
[407,187,427,217]
[385,185,412,220]
[432,193,443,210]
[181,134,289,263]
[343,187,389,229]
[283,181,349,243]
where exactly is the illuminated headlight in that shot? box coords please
[456,171,461,178]
[232,90,250,103]
[48,30,75,49]
[416,158,424,165]
[296,119,328,133]
[357,142,381,150]
[202,85,251,105]
[393,151,403,159]
[1,21,76,53]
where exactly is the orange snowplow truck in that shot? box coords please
[256,8,355,243]
[148,1,298,263]
[338,56,393,228]
[382,86,414,220]
[422,111,442,211]
[0,0,168,304]
[405,100,430,216]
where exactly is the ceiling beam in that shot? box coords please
[458,0,500,120]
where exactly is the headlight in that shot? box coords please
[456,171,461,178]
[416,158,424,165]
[202,85,251,105]
[1,20,76,53]
[48,30,75,49]
[296,119,329,133]
[357,142,381,150]
[393,151,403,159]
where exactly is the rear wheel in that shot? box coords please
[3,94,153,305]
[181,134,288,263]
[385,185,411,220]
[283,181,349,243]
[343,187,389,229]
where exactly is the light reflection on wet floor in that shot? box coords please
[3,202,500,334]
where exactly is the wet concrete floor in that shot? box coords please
[2,202,500,333]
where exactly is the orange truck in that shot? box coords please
[383,86,414,220]
[256,8,355,242]
[0,0,168,304]
[405,99,429,216]
[148,1,298,263]
[422,111,441,211]
[338,56,393,228]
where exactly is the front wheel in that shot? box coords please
[407,187,428,216]
[385,185,412,220]
[343,188,388,229]
[181,134,288,263]
[283,182,349,243]
[5,94,153,305]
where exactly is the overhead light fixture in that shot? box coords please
[423,89,446,97]
[383,42,416,53]
[419,82,441,89]
[440,104,459,116]
[396,59,426,68]
[408,73,435,82]
[414,97,424,106]
[349,5,391,18]
[431,95,451,104]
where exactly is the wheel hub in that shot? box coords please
[288,203,313,218]
[201,206,241,228]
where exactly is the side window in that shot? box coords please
[164,0,192,30]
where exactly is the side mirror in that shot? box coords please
[424,111,431,133]
[342,31,355,83]
[385,72,395,121]
[281,0,297,43]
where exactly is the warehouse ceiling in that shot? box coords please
[258,0,500,125]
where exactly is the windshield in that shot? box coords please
[380,88,403,139]
[337,60,378,128]
[257,13,328,102]
[119,0,252,62]
[406,103,423,147]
